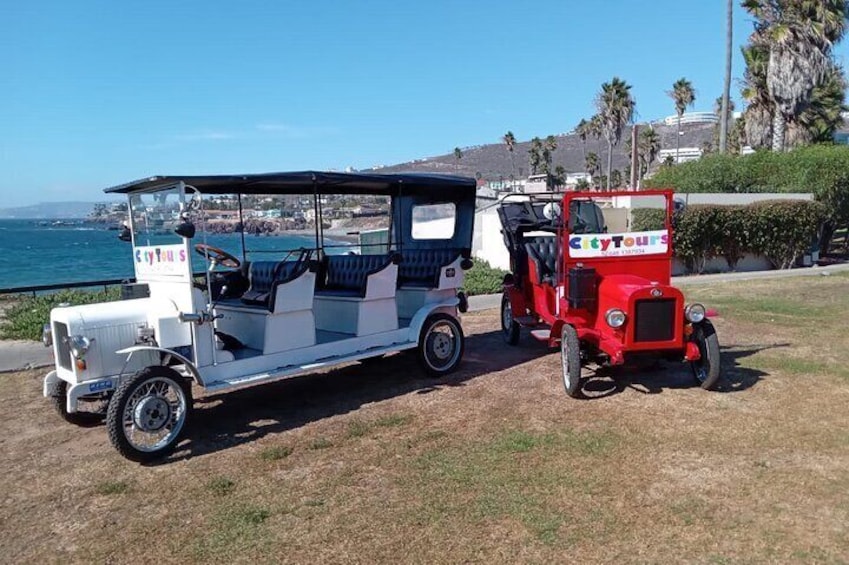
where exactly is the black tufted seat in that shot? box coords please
[240,260,311,309]
[317,254,398,298]
[398,248,462,288]
[524,236,558,285]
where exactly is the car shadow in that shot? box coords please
[578,343,788,400]
[158,329,548,463]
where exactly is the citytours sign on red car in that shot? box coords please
[568,230,669,258]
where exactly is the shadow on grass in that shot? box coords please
[578,343,788,400]
[154,329,547,463]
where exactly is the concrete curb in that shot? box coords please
[0,340,53,374]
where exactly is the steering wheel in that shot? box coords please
[194,244,241,269]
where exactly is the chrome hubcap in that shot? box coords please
[431,332,453,360]
[134,396,171,432]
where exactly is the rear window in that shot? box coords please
[412,203,456,240]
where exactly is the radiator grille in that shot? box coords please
[634,299,675,342]
[54,322,72,371]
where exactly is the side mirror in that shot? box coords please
[174,219,196,239]
[118,225,132,242]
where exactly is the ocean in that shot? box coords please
[0,219,341,290]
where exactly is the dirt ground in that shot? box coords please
[1,276,848,564]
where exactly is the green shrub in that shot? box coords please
[661,201,823,273]
[0,287,121,341]
[631,208,665,231]
[462,259,506,296]
[745,200,826,269]
[644,145,849,197]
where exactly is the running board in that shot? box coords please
[203,342,418,393]
[530,329,551,342]
[514,316,541,327]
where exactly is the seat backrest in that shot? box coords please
[323,254,390,293]
[524,236,558,277]
[398,248,460,287]
[240,261,281,306]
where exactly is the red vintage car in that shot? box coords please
[497,189,720,397]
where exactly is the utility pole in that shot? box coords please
[719,0,733,153]
[630,124,639,189]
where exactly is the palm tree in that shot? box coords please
[743,0,848,151]
[719,0,733,153]
[542,135,557,174]
[789,63,848,145]
[585,152,600,182]
[528,137,543,175]
[595,77,636,190]
[639,126,661,179]
[668,78,696,163]
[553,165,567,188]
[575,119,590,164]
[453,147,463,171]
[589,114,604,169]
[741,37,773,149]
[502,131,516,188]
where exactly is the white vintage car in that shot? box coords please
[43,172,476,461]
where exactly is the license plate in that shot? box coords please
[89,380,113,393]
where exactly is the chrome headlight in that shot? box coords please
[605,308,627,328]
[68,335,93,358]
[42,324,53,347]
[685,303,706,323]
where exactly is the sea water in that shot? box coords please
[0,219,342,289]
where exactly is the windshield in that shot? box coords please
[130,187,183,247]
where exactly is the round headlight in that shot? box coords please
[42,324,53,348]
[605,308,627,328]
[685,303,706,323]
[68,335,92,358]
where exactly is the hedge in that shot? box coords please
[462,259,506,296]
[643,145,849,240]
[632,201,825,272]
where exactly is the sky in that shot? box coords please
[2,1,848,207]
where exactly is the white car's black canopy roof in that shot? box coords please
[104,171,476,198]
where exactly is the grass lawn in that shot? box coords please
[1,273,848,563]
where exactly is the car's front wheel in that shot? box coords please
[690,320,721,390]
[560,324,582,398]
[106,366,192,462]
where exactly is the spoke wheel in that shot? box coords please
[560,324,582,398]
[690,320,721,390]
[50,380,106,426]
[106,366,192,462]
[501,294,520,345]
[418,314,465,377]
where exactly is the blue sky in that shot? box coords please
[2,1,847,207]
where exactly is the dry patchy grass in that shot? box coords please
[2,273,849,563]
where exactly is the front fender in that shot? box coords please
[115,345,204,386]
[407,298,459,343]
[43,370,59,398]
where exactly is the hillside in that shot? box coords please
[0,201,105,219]
[369,120,716,180]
